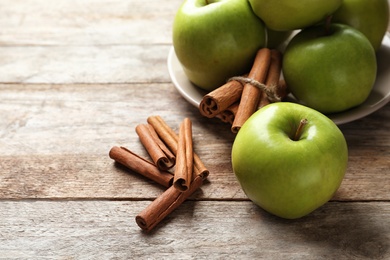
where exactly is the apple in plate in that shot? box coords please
[283,23,377,114]
[231,102,348,219]
[332,0,390,51]
[248,0,342,31]
[172,0,266,91]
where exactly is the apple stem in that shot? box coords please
[294,119,308,141]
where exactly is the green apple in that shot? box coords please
[332,0,389,51]
[283,23,377,114]
[248,0,342,31]
[172,0,266,91]
[232,102,348,219]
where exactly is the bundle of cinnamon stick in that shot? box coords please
[198,48,289,133]
[109,116,209,232]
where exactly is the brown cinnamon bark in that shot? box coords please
[135,175,204,232]
[199,79,244,118]
[276,79,290,100]
[135,123,175,171]
[173,118,194,192]
[232,48,272,133]
[217,102,239,124]
[109,146,173,187]
[258,50,283,109]
[147,115,209,179]
[147,116,178,153]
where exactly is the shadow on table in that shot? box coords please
[255,201,389,259]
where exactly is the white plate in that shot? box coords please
[167,33,390,125]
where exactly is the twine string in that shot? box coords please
[228,76,281,103]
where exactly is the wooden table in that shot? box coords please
[1,0,389,258]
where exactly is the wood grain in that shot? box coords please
[0,83,389,201]
[0,45,173,83]
[0,0,182,45]
[0,0,389,258]
[0,0,182,84]
[0,200,389,259]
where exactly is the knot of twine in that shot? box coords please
[228,76,281,103]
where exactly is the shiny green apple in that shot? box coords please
[332,0,389,51]
[248,0,342,31]
[172,0,266,91]
[232,102,348,219]
[283,23,377,114]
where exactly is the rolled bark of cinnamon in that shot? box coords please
[147,116,178,153]
[173,118,194,192]
[276,79,290,100]
[109,146,173,188]
[217,102,239,124]
[258,50,283,109]
[232,48,272,133]
[147,115,209,179]
[199,79,244,118]
[135,175,203,232]
[135,123,175,171]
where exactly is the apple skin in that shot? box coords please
[332,0,390,51]
[248,0,342,31]
[172,0,266,91]
[283,23,377,114]
[231,102,348,219]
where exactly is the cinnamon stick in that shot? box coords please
[147,116,178,153]
[136,175,203,232]
[217,102,239,124]
[135,123,175,171]
[199,79,244,118]
[184,121,194,182]
[276,79,290,100]
[147,115,209,179]
[232,48,272,133]
[173,118,194,192]
[259,79,289,109]
[109,146,173,188]
[258,49,283,109]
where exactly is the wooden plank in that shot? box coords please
[0,0,182,84]
[0,200,389,259]
[0,1,389,85]
[0,0,388,257]
[0,148,389,201]
[340,105,390,144]
[1,83,389,155]
[0,83,389,200]
[0,45,172,83]
[1,0,388,47]
[0,0,182,45]
[0,83,230,156]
